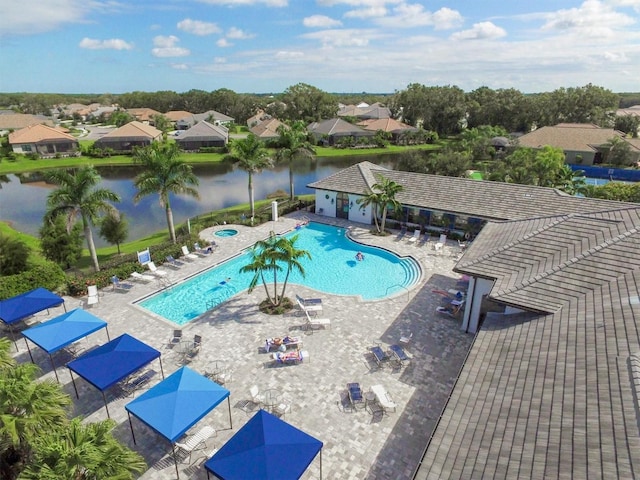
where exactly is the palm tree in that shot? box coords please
[274,121,316,200]
[240,231,310,307]
[21,418,146,480]
[357,174,404,234]
[225,134,273,219]
[44,166,120,272]
[133,142,200,244]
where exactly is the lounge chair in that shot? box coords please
[165,255,185,268]
[436,299,465,317]
[370,384,397,413]
[121,370,156,397]
[87,285,99,306]
[296,297,323,316]
[130,271,155,283]
[347,382,364,409]
[304,310,331,331]
[193,242,211,256]
[175,425,216,464]
[399,332,413,347]
[181,245,198,261]
[296,294,322,305]
[407,229,420,243]
[389,344,410,366]
[272,350,309,365]
[146,261,168,277]
[370,346,389,367]
[111,276,133,292]
[265,336,302,352]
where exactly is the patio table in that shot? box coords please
[263,389,281,412]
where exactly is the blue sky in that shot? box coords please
[1,0,639,94]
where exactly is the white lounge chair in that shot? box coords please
[407,229,420,243]
[146,261,167,277]
[296,298,322,316]
[370,384,397,413]
[175,425,216,463]
[181,245,198,261]
[87,285,99,306]
[304,310,331,331]
[130,271,155,283]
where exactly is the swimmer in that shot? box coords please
[219,277,231,285]
[355,251,364,261]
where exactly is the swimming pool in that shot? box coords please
[138,222,421,325]
[215,228,239,237]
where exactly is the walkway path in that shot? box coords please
[11,213,474,480]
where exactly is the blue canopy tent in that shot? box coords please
[125,366,232,479]
[0,287,66,351]
[204,409,323,480]
[22,308,109,382]
[67,333,164,418]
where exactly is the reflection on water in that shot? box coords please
[0,154,399,246]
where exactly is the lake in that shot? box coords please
[0,155,399,246]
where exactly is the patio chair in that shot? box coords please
[181,245,198,261]
[272,399,292,418]
[389,344,410,366]
[370,346,389,368]
[111,276,133,292]
[146,261,168,277]
[370,384,397,413]
[436,299,465,317]
[347,382,364,409]
[249,385,266,407]
[168,329,182,347]
[165,255,185,268]
[407,229,420,243]
[130,271,155,283]
[296,294,322,305]
[175,425,216,464]
[399,332,413,347]
[121,370,156,397]
[304,310,331,331]
[193,334,202,349]
[296,297,323,316]
[193,242,211,256]
[87,285,99,306]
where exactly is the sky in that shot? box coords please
[1,0,639,95]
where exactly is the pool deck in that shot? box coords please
[9,213,474,480]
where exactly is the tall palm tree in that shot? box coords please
[274,121,316,200]
[133,142,200,244]
[44,166,120,272]
[226,134,273,219]
[240,231,310,307]
[357,174,404,234]
[21,418,146,480]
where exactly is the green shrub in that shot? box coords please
[0,262,67,300]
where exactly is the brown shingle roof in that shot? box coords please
[0,113,53,130]
[97,121,162,140]
[164,110,193,122]
[517,124,625,152]
[126,108,161,122]
[8,123,76,144]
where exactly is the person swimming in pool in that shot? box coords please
[219,277,231,285]
[355,251,364,261]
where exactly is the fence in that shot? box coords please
[569,164,640,182]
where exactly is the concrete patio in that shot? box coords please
[9,213,474,480]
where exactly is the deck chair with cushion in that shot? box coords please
[347,382,364,409]
[272,350,309,365]
[130,271,155,283]
[146,261,168,277]
[389,344,410,366]
[111,276,133,292]
[181,245,198,261]
[265,335,302,352]
[296,297,323,316]
[370,345,389,368]
[296,294,322,305]
[194,242,211,256]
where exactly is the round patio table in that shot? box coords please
[263,389,281,412]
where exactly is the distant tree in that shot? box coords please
[109,110,135,127]
[44,166,120,272]
[466,87,534,132]
[39,214,83,269]
[279,83,337,123]
[398,148,471,177]
[133,142,200,244]
[604,136,635,167]
[614,115,640,138]
[225,134,273,219]
[0,234,29,275]
[274,121,316,200]
[99,210,128,254]
[583,182,640,203]
[152,114,172,134]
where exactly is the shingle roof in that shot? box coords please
[8,123,76,144]
[126,108,161,121]
[250,118,285,138]
[164,110,193,122]
[308,162,632,221]
[176,120,227,142]
[416,207,640,479]
[517,124,626,152]
[96,121,162,140]
[357,118,417,133]
[0,113,53,130]
[307,118,371,137]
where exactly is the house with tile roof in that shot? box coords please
[338,102,391,120]
[126,108,161,123]
[517,123,640,165]
[309,160,640,478]
[8,124,79,157]
[164,110,193,123]
[0,113,53,133]
[175,110,234,130]
[175,121,228,151]
[249,118,286,140]
[307,118,374,145]
[93,121,162,152]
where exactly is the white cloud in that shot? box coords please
[301,28,384,47]
[217,38,233,47]
[177,18,221,36]
[609,0,640,12]
[152,35,190,57]
[275,51,304,59]
[79,37,133,50]
[303,15,342,28]
[542,0,636,36]
[344,6,388,19]
[603,51,629,62]
[195,0,287,6]
[171,63,189,70]
[451,22,507,41]
[227,27,254,39]
[374,4,463,29]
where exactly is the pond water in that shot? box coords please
[0,155,399,247]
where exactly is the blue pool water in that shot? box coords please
[138,222,421,325]
[215,228,239,237]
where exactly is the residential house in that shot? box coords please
[126,108,161,123]
[307,118,374,145]
[249,118,286,140]
[338,102,391,120]
[8,124,79,157]
[247,110,271,128]
[164,110,193,124]
[175,121,228,151]
[308,160,640,478]
[176,110,234,130]
[93,121,162,152]
[0,113,53,134]
[357,117,418,143]
[516,123,638,165]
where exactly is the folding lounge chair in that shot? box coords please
[121,370,156,397]
[389,344,410,366]
[296,294,322,305]
[193,243,210,256]
[146,261,168,277]
[304,310,331,331]
[296,298,323,316]
[370,346,389,367]
[165,255,185,268]
[181,245,198,261]
[272,350,309,364]
[347,382,364,409]
[130,271,155,283]
[111,276,133,292]
[175,425,216,464]
[407,229,420,243]
[87,285,99,306]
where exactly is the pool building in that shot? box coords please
[310,161,640,478]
